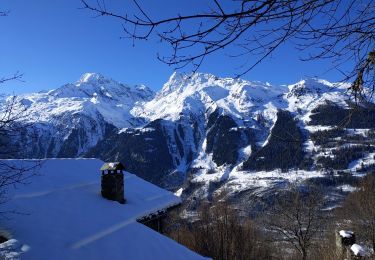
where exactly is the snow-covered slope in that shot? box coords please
[0,159,205,260]
[19,72,153,128]
[132,73,352,124]
[132,72,287,123]
[1,73,154,158]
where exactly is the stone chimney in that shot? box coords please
[100,162,126,204]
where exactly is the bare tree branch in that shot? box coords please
[264,185,327,260]
[0,72,23,85]
[81,0,375,100]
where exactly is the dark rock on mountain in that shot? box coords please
[242,110,305,171]
[309,102,375,128]
[87,119,175,185]
[206,111,242,166]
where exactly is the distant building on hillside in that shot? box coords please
[336,230,369,259]
[100,162,125,204]
[336,230,356,258]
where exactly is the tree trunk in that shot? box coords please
[302,248,307,260]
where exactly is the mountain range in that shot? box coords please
[2,72,375,210]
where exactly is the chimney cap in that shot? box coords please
[100,162,125,171]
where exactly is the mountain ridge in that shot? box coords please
[1,72,375,207]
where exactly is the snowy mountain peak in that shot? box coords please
[76,72,107,85]
[286,77,347,100]
[129,72,356,136]
[160,71,189,94]
[292,77,347,90]
[11,73,156,132]
[45,73,154,101]
[160,72,223,95]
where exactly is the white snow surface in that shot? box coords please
[0,239,29,259]
[337,185,357,193]
[350,244,367,257]
[0,159,206,260]
[339,230,354,238]
[349,152,375,172]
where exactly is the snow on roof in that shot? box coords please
[339,230,354,238]
[351,244,366,257]
[100,162,124,171]
[0,159,206,260]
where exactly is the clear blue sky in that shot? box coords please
[0,0,351,94]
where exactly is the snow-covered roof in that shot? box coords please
[339,230,354,238]
[0,159,206,260]
[351,244,367,257]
